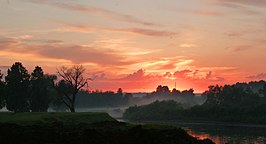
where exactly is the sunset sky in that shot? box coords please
[0,0,266,92]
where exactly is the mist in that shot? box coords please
[51,86,207,118]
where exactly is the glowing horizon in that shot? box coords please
[0,0,266,93]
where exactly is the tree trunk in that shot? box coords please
[70,105,75,112]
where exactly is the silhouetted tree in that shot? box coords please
[181,89,194,95]
[156,85,170,94]
[117,88,123,95]
[171,88,181,95]
[0,70,6,109]
[56,65,89,112]
[5,62,30,112]
[204,85,223,105]
[30,66,57,112]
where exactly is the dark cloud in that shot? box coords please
[33,44,135,65]
[247,73,266,79]
[0,35,135,66]
[0,38,20,49]
[122,69,146,80]
[205,71,212,79]
[27,39,64,44]
[172,69,225,82]
[111,28,178,37]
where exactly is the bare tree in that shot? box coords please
[57,65,90,112]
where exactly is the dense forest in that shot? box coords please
[123,81,266,124]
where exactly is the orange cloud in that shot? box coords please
[88,68,227,93]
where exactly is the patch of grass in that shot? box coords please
[0,112,214,144]
[0,112,116,125]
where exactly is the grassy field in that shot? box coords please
[0,112,116,125]
[0,112,214,144]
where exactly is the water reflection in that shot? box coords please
[179,122,266,144]
[135,120,266,144]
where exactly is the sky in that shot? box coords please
[0,0,266,93]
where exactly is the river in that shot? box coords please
[74,108,266,144]
[129,120,266,144]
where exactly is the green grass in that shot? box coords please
[0,112,116,125]
[0,112,214,144]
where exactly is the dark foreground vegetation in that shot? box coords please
[0,112,213,144]
[124,81,266,124]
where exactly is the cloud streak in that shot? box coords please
[192,10,224,16]
[207,1,262,15]
[29,0,157,26]
[29,44,136,66]
[0,36,136,66]
[247,73,266,79]
[61,23,178,37]
[218,0,266,7]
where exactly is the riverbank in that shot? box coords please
[121,119,266,129]
[0,112,214,144]
[121,119,266,144]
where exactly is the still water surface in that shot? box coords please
[147,121,266,144]
[76,108,266,144]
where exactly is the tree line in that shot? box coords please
[123,81,266,124]
[0,62,89,112]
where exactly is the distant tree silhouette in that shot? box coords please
[0,70,6,109]
[204,85,223,105]
[30,66,57,112]
[117,88,123,95]
[171,88,181,95]
[56,65,90,112]
[5,62,30,112]
[156,85,170,94]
